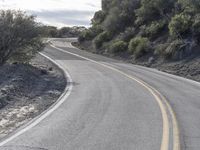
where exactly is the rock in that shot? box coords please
[148,57,155,64]
[48,67,53,71]
[40,69,48,75]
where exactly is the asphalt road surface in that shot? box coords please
[1,38,200,150]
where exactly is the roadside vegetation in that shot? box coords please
[78,0,200,61]
[40,25,86,38]
[0,10,67,138]
[0,10,44,65]
[0,9,85,67]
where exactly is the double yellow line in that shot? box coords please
[50,43,181,150]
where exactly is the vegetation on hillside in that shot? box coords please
[41,26,86,38]
[78,0,200,60]
[0,10,84,65]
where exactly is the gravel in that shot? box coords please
[0,54,66,139]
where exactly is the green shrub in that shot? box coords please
[109,40,127,53]
[178,0,200,12]
[78,30,94,42]
[92,10,106,25]
[169,13,192,37]
[118,27,136,42]
[135,0,174,24]
[164,40,186,59]
[93,31,111,49]
[154,43,169,55]
[192,15,200,40]
[128,37,150,58]
[0,10,44,65]
[78,25,103,42]
[145,20,166,38]
[103,7,124,33]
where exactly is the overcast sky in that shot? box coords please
[0,0,101,27]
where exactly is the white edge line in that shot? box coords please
[0,52,73,146]
[130,64,200,87]
[51,42,183,150]
[49,44,171,150]
[69,39,200,87]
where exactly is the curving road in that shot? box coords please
[0,38,200,150]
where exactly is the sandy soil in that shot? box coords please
[0,55,66,139]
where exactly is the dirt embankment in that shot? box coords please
[0,54,66,139]
[73,42,200,83]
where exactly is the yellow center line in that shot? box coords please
[50,44,181,150]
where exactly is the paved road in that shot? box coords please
[1,38,200,150]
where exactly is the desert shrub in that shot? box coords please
[118,27,136,42]
[164,40,186,59]
[154,43,169,55]
[92,10,106,25]
[102,0,113,12]
[79,29,95,42]
[0,10,44,65]
[145,20,166,38]
[128,37,150,58]
[93,31,112,49]
[169,13,192,37]
[135,0,174,24]
[178,0,200,12]
[109,40,127,53]
[192,15,200,41]
[78,25,103,43]
[45,26,58,37]
[103,7,126,33]
[78,30,93,42]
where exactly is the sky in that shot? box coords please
[0,0,101,27]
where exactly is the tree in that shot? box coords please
[109,40,127,53]
[128,37,150,58]
[0,10,44,65]
[136,0,175,24]
[91,10,106,26]
[178,0,200,11]
[103,7,123,33]
[168,13,192,37]
[58,27,71,37]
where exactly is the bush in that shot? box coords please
[93,31,111,49]
[78,30,95,42]
[118,27,136,42]
[145,20,166,38]
[109,40,127,53]
[192,15,200,41]
[0,10,44,65]
[164,40,186,59]
[154,43,169,55]
[135,0,174,24]
[78,25,103,42]
[92,10,106,25]
[178,0,200,12]
[103,7,123,33]
[169,13,192,37]
[128,37,150,58]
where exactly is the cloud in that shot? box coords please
[85,2,99,8]
[29,9,95,27]
[0,0,101,27]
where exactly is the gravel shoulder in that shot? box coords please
[0,54,66,139]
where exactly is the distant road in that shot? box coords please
[1,38,200,150]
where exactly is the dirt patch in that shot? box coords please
[151,57,200,82]
[0,54,66,139]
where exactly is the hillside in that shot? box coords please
[75,0,200,81]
